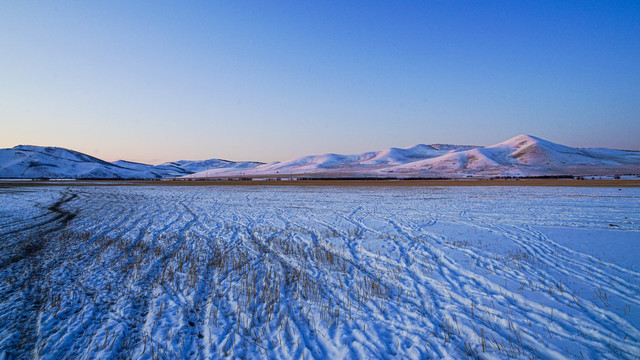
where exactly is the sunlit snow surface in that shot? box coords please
[1,185,639,359]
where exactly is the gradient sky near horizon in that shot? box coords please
[1,1,639,164]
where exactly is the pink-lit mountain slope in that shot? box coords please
[185,135,640,179]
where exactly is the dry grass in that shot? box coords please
[1,178,639,188]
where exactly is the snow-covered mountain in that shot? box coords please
[110,159,264,179]
[0,145,147,179]
[383,135,640,177]
[0,145,262,179]
[109,160,190,178]
[159,159,263,174]
[184,143,478,178]
[184,135,640,179]
[2,136,639,179]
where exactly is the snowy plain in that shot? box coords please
[0,184,639,359]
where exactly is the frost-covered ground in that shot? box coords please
[0,185,639,359]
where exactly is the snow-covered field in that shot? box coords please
[0,185,639,359]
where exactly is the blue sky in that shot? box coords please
[1,1,639,163]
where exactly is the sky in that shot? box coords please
[1,1,639,164]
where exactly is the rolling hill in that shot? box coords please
[184,135,640,179]
[2,135,639,179]
[0,145,262,179]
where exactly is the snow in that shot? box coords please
[0,146,262,179]
[185,135,640,179]
[190,143,479,178]
[111,160,191,178]
[0,146,147,179]
[386,135,640,178]
[159,159,263,174]
[3,135,640,180]
[1,184,639,359]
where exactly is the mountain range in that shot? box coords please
[0,145,262,179]
[1,135,639,179]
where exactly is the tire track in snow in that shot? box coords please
[2,185,639,359]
